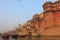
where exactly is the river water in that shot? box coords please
[1,36,60,40]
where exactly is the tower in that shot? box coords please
[43,1,53,12]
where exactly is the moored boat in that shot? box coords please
[11,35,18,38]
[2,34,9,39]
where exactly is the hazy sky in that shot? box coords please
[0,0,56,33]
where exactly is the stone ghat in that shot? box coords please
[2,0,60,37]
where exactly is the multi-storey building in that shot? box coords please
[4,0,60,37]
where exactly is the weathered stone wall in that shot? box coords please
[18,0,60,36]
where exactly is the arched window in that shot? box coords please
[35,17,40,21]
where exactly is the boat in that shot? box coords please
[2,34,9,39]
[11,35,18,38]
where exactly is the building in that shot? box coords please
[17,0,60,36]
[3,0,60,36]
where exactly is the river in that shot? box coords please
[1,36,60,40]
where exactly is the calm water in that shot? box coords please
[1,36,60,40]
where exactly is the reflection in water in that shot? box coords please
[18,37,60,40]
[3,39,8,40]
[40,37,60,40]
[1,37,60,40]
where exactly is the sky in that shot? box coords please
[0,0,56,33]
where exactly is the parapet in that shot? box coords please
[43,1,53,11]
[43,0,60,12]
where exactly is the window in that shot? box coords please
[35,18,40,21]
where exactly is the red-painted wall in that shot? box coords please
[55,11,60,25]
